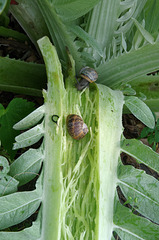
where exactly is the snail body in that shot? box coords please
[76,66,98,91]
[66,114,88,140]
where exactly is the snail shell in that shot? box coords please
[66,114,88,140]
[76,66,98,91]
[80,66,98,83]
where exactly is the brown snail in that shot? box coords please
[76,66,98,91]
[66,114,88,140]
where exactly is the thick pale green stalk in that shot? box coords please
[38,37,124,240]
[38,37,65,239]
[97,85,123,239]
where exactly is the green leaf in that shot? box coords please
[84,0,120,64]
[122,86,136,96]
[121,138,159,172]
[118,164,159,224]
[124,96,155,129]
[144,0,159,34]
[0,0,7,14]
[0,26,29,42]
[0,156,18,196]
[13,105,45,130]
[154,130,159,143]
[0,57,46,96]
[130,75,159,100]
[0,104,5,118]
[9,147,43,186]
[10,0,50,50]
[152,143,156,151]
[13,123,44,150]
[156,118,159,127]
[0,214,40,239]
[114,195,159,239]
[71,25,103,57]
[0,11,9,27]
[0,156,9,177]
[147,133,154,144]
[37,0,84,71]
[132,24,144,50]
[117,0,137,23]
[0,99,35,158]
[132,18,154,44]
[140,127,153,138]
[138,92,147,101]
[0,175,18,197]
[54,0,101,21]
[115,0,147,35]
[0,189,41,230]
[97,41,159,88]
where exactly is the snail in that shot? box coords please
[66,114,88,140]
[76,66,98,91]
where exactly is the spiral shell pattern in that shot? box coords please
[66,114,88,140]
[80,66,98,83]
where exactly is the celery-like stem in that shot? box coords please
[38,37,124,240]
[38,37,65,239]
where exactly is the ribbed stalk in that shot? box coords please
[38,37,124,240]
[38,37,65,240]
[97,85,123,239]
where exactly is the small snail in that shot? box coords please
[76,66,98,91]
[66,114,88,140]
